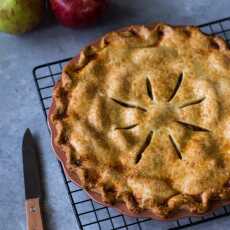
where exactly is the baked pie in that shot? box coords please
[49,23,230,219]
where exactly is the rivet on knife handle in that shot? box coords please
[26,198,44,230]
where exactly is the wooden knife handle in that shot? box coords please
[25,198,44,230]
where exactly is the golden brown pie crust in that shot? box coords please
[48,23,230,219]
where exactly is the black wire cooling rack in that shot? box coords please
[33,17,230,230]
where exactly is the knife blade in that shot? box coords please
[22,128,44,230]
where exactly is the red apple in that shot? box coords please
[50,0,108,27]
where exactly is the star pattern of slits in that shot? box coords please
[111,73,209,163]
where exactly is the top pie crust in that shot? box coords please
[49,23,230,218]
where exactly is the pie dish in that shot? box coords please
[48,23,230,219]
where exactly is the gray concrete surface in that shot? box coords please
[0,0,230,229]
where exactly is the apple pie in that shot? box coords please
[49,23,230,218]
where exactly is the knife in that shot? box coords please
[22,128,44,230]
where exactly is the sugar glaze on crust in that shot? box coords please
[49,23,230,218]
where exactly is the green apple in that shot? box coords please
[0,0,44,34]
